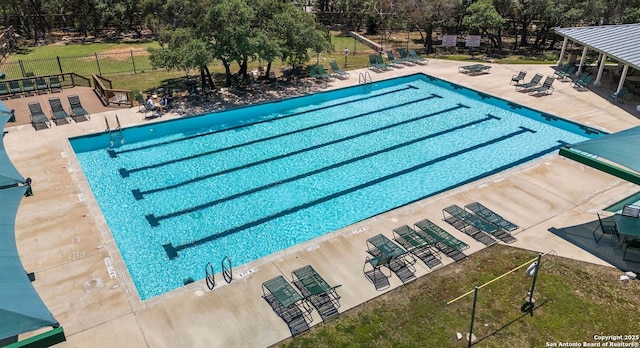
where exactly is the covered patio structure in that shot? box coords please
[554,23,640,110]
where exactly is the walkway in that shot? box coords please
[4,60,639,347]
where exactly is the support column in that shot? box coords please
[557,38,568,66]
[614,64,629,95]
[593,53,607,87]
[576,47,588,77]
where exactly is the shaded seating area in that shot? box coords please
[515,73,543,92]
[465,202,518,232]
[67,94,90,122]
[413,219,468,262]
[365,234,416,284]
[392,225,443,269]
[329,61,350,79]
[262,275,313,337]
[291,265,341,322]
[27,102,50,130]
[48,97,70,125]
[442,205,500,246]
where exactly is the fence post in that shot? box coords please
[95,52,102,76]
[19,59,25,77]
[130,50,137,74]
[56,56,63,74]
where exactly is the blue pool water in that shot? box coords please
[71,73,601,300]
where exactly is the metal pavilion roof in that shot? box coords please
[554,23,640,71]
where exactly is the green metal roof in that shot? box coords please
[0,115,24,188]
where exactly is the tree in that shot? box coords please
[462,0,506,49]
[400,0,456,53]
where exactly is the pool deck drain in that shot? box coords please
[4,60,640,348]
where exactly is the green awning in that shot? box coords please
[0,115,24,188]
[560,126,640,185]
[0,186,59,340]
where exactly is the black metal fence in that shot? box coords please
[0,49,153,80]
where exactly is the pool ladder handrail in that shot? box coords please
[358,71,372,85]
[106,114,125,147]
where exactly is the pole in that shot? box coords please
[130,50,137,74]
[526,254,542,316]
[468,287,478,348]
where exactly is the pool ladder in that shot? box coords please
[358,71,372,87]
[105,115,125,147]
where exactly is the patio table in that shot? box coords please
[614,214,640,245]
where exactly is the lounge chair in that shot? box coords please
[22,79,36,95]
[622,204,640,218]
[8,80,22,97]
[515,73,543,91]
[570,74,592,90]
[35,77,49,94]
[408,49,428,64]
[315,65,335,81]
[28,102,50,130]
[385,51,406,67]
[511,70,527,85]
[0,82,9,99]
[460,64,491,75]
[48,97,70,125]
[291,265,341,321]
[375,54,393,70]
[262,275,313,337]
[363,255,391,290]
[464,202,518,232]
[413,219,469,262]
[366,234,416,283]
[48,76,62,92]
[528,76,555,96]
[392,225,443,269]
[368,54,390,71]
[329,61,350,79]
[554,65,576,81]
[443,205,499,246]
[608,86,629,103]
[397,48,418,64]
[67,94,90,122]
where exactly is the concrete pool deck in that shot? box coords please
[4,59,640,347]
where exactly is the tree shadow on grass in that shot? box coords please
[471,300,548,346]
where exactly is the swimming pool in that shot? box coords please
[70,73,601,300]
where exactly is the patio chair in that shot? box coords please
[408,49,428,64]
[528,76,556,96]
[553,65,576,80]
[623,239,640,262]
[21,79,36,96]
[608,86,629,103]
[315,65,335,81]
[8,80,22,96]
[291,265,341,321]
[367,54,390,71]
[363,255,391,290]
[515,73,543,91]
[262,275,313,337]
[510,70,527,85]
[35,77,49,94]
[570,74,593,90]
[0,82,9,99]
[375,54,393,70]
[329,61,350,79]
[392,225,443,269]
[465,202,518,232]
[385,51,406,67]
[48,76,62,92]
[67,94,90,122]
[48,97,70,125]
[442,205,501,246]
[593,212,619,244]
[366,234,416,283]
[413,219,469,262]
[621,204,640,218]
[28,102,50,130]
[397,48,418,64]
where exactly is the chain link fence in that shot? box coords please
[0,49,153,80]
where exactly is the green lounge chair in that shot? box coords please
[397,48,418,64]
[554,65,576,80]
[392,225,443,269]
[511,70,527,85]
[413,219,469,262]
[28,102,50,130]
[35,77,49,94]
[458,64,484,73]
[315,65,335,81]
[291,265,341,321]
[0,82,9,99]
[366,234,416,284]
[515,73,543,91]
[363,255,391,290]
[464,202,518,232]
[528,76,555,96]
[570,74,592,90]
[67,94,90,122]
[408,49,428,64]
[48,76,62,92]
[385,51,406,68]
[608,86,629,103]
[375,54,393,70]
[8,80,22,96]
[262,275,313,337]
[329,61,350,79]
[443,205,513,245]
[48,97,70,125]
[22,79,36,95]
[461,64,491,75]
[367,54,390,71]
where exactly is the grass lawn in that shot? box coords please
[275,245,640,347]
